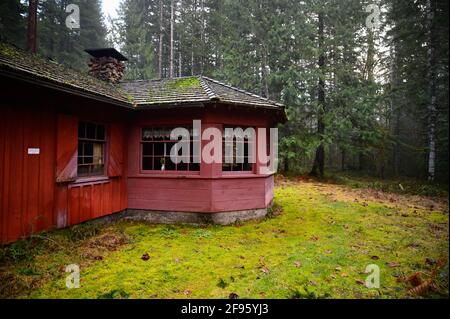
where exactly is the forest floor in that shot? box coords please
[0,175,448,299]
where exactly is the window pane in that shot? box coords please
[165,157,176,171]
[78,122,86,138]
[86,123,96,139]
[84,143,93,156]
[154,156,163,170]
[142,157,153,170]
[143,143,153,156]
[154,143,165,156]
[166,142,178,156]
[92,164,104,175]
[143,128,153,141]
[93,143,103,164]
[78,165,90,177]
[97,125,105,141]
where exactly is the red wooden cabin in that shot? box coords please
[0,43,286,244]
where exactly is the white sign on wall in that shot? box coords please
[28,148,40,155]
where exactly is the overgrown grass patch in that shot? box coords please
[0,180,448,299]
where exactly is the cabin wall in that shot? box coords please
[0,78,128,244]
[126,106,275,213]
[0,105,56,243]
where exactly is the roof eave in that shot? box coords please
[134,101,207,110]
[0,67,134,109]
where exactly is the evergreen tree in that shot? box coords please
[0,0,26,48]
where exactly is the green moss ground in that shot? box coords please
[0,179,448,299]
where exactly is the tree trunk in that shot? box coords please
[169,0,174,78]
[310,12,326,177]
[159,0,164,78]
[200,0,205,75]
[179,52,182,77]
[27,0,38,53]
[426,0,437,181]
[393,100,401,175]
[261,44,270,99]
[389,35,402,176]
[284,157,289,173]
[365,30,375,83]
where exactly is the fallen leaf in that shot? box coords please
[356,279,365,286]
[229,293,239,299]
[141,253,150,261]
[408,280,436,296]
[261,267,270,274]
[340,272,348,277]
[398,272,422,286]
[294,261,302,268]
[387,262,400,268]
[311,235,319,241]
[425,258,436,266]
[371,255,380,260]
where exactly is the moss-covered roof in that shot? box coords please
[121,76,283,109]
[0,42,284,110]
[121,77,210,106]
[0,42,132,107]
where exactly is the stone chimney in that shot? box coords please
[85,48,128,84]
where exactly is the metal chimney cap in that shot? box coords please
[85,48,128,61]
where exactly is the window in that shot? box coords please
[78,122,106,177]
[141,127,200,172]
[222,127,254,172]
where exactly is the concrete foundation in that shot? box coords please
[117,208,269,225]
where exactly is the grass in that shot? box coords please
[0,177,448,299]
[324,171,449,198]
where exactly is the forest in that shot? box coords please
[1,0,448,182]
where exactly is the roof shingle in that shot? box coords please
[0,42,132,106]
[121,76,283,109]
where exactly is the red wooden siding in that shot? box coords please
[67,179,125,225]
[56,114,78,183]
[265,175,275,206]
[108,122,125,177]
[0,105,57,243]
[211,178,268,212]
[127,176,271,213]
[0,91,128,244]
[128,177,212,212]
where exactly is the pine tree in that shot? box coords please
[0,0,26,48]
